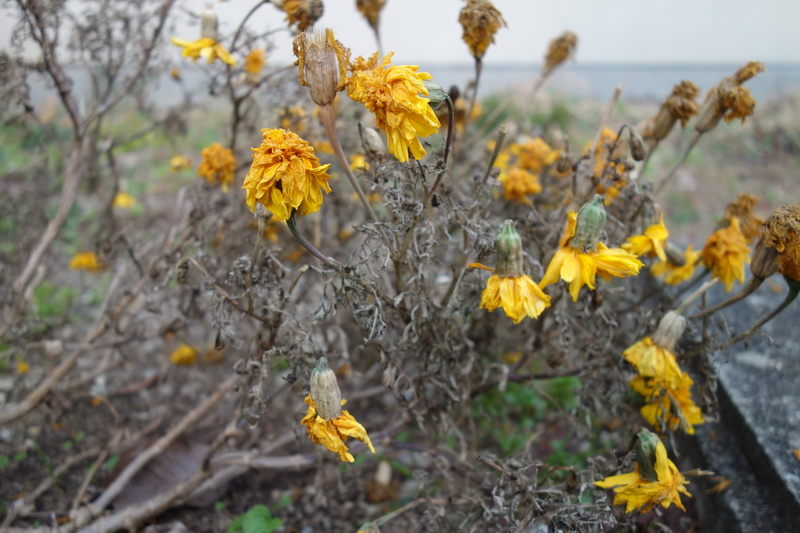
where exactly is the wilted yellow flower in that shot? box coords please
[623,215,669,261]
[543,31,578,78]
[701,217,750,291]
[281,0,323,32]
[355,0,387,30]
[480,274,551,324]
[723,193,763,243]
[301,394,375,462]
[475,221,551,323]
[171,37,236,65]
[623,337,683,387]
[540,208,643,301]
[16,361,30,374]
[651,245,701,285]
[630,373,704,435]
[498,167,541,205]
[512,137,560,173]
[348,52,440,162]
[458,0,506,61]
[244,48,266,76]
[349,154,369,171]
[112,192,137,209]
[198,143,236,191]
[595,439,691,513]
[169,344,197,366]
[170,155,192,172]
[69,252,102,272]
[242,129,331,221]
[760,203,800,281]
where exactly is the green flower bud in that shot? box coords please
[495,220,524,277]
[634,428,660,482]
[424,79,448,110]
[310,357,341,420]
[572,194,607,250]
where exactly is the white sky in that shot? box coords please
[210,0,800,65]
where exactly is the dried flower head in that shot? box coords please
[244,48,266,76]
[498,167,541,205]
[69,252,103,272]
[643,80,701,143]
[355,0,387,31]
[458,0,507,61]
[651,245,701,285]
[543,31,578,77]
[540,204,644,301]
[595,434,692,513]
[700,217,751,291]
[242,129,332,220]
[695,61,764,133]
[280,0,324,32]
[169,344,197,365]
[723,193,763,242]
[735,61,766,83]
[293,28,350,106]
[198,143,236,191]
[623,214,669,261]
[348,52,440,162]
[760,203,800,281]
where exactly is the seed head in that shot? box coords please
[652,311,687,351]
[293,28,350,106]
[310,357,342,420]
[494,220,524,277]
[543,31,578,77]
[572,195,607,250]
[760,203,800,281]
[200,9,218,40]
[458,0,507,61]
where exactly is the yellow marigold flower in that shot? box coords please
[630,373,704,435]
[69,252,102,272]
[701,217,750,291]
[540,208,643,301]
[651,245,701,285]
[723,193,763,243]
[280,0,323,32]
[198,143,236,192]
[760,203,800,281]
[498,167,541,205]
[458,0,506,61]
[350,154,369,171]
[301,394,375,462]
[242,129,331,221]
[623,337,683,387]
[169,344,197,366]
[348,52,441,162]
[512,136,560,173]
[171,37,236,65]
[623,214,669,261]
[355,0,387,31]
[476,221,551,323]
[16,361,30,374]
[595,438,691,513]
[543,31,578,78]
[170,155,192,172]
[112,192,137,209]
[244,48,266,75]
